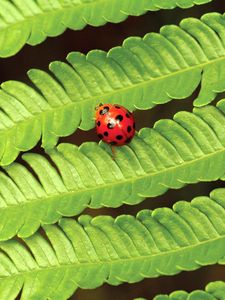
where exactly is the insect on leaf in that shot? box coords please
[1,12,225,165]
[1,101,225,239]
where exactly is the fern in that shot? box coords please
[0,2,224,299]
[2,12,225,165]
[1,102,225,239]
[152,281,225,299]
[0,0,213,57]
[0,188,225,300]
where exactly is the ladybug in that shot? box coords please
[95,103,135,146]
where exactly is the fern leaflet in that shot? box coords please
[0,188,225,299]
[0,0,213,57]
[1,12,225,164]
[1,102,225,239]
[152,281,225,299]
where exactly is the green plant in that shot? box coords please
[0,1,224,299]
[0,0,212,57]
[0,188,225,299]
[146,281,225,299]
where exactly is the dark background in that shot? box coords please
[1,1,225,299]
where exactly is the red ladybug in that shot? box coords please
[95,103,135,146]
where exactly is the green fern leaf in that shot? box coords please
[1,12,225,165]
[2,102,225,239]
[152,281,225,299]
[0,189,225,299]
[0,0,213,57]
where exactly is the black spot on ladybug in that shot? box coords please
[133,123,135,129]
[125,138,131,144]
[115,105,121,108]
[116,115,123,122]
[116,135,123,140]
[110,141,117,145]
[98,134,103,139]
[126,113,130,118]
[107,122,115,129]
[127,126,132,133]
[97,121,101,126]
[100,106,109,115]
[103,131,108,136]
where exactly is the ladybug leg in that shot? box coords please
[111,146,116,160]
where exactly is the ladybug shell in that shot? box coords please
[95,104,135,146]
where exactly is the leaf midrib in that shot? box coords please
[2,147,225,212]
[1,235,224,280]
[0,55,223,135]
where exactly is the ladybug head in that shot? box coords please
[95,103,111,118]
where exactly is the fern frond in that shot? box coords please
[2,102,225,239]
[0,189,225,299]
[152,281,225,299]
[1,12,225,164]
[0,0,213,57]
